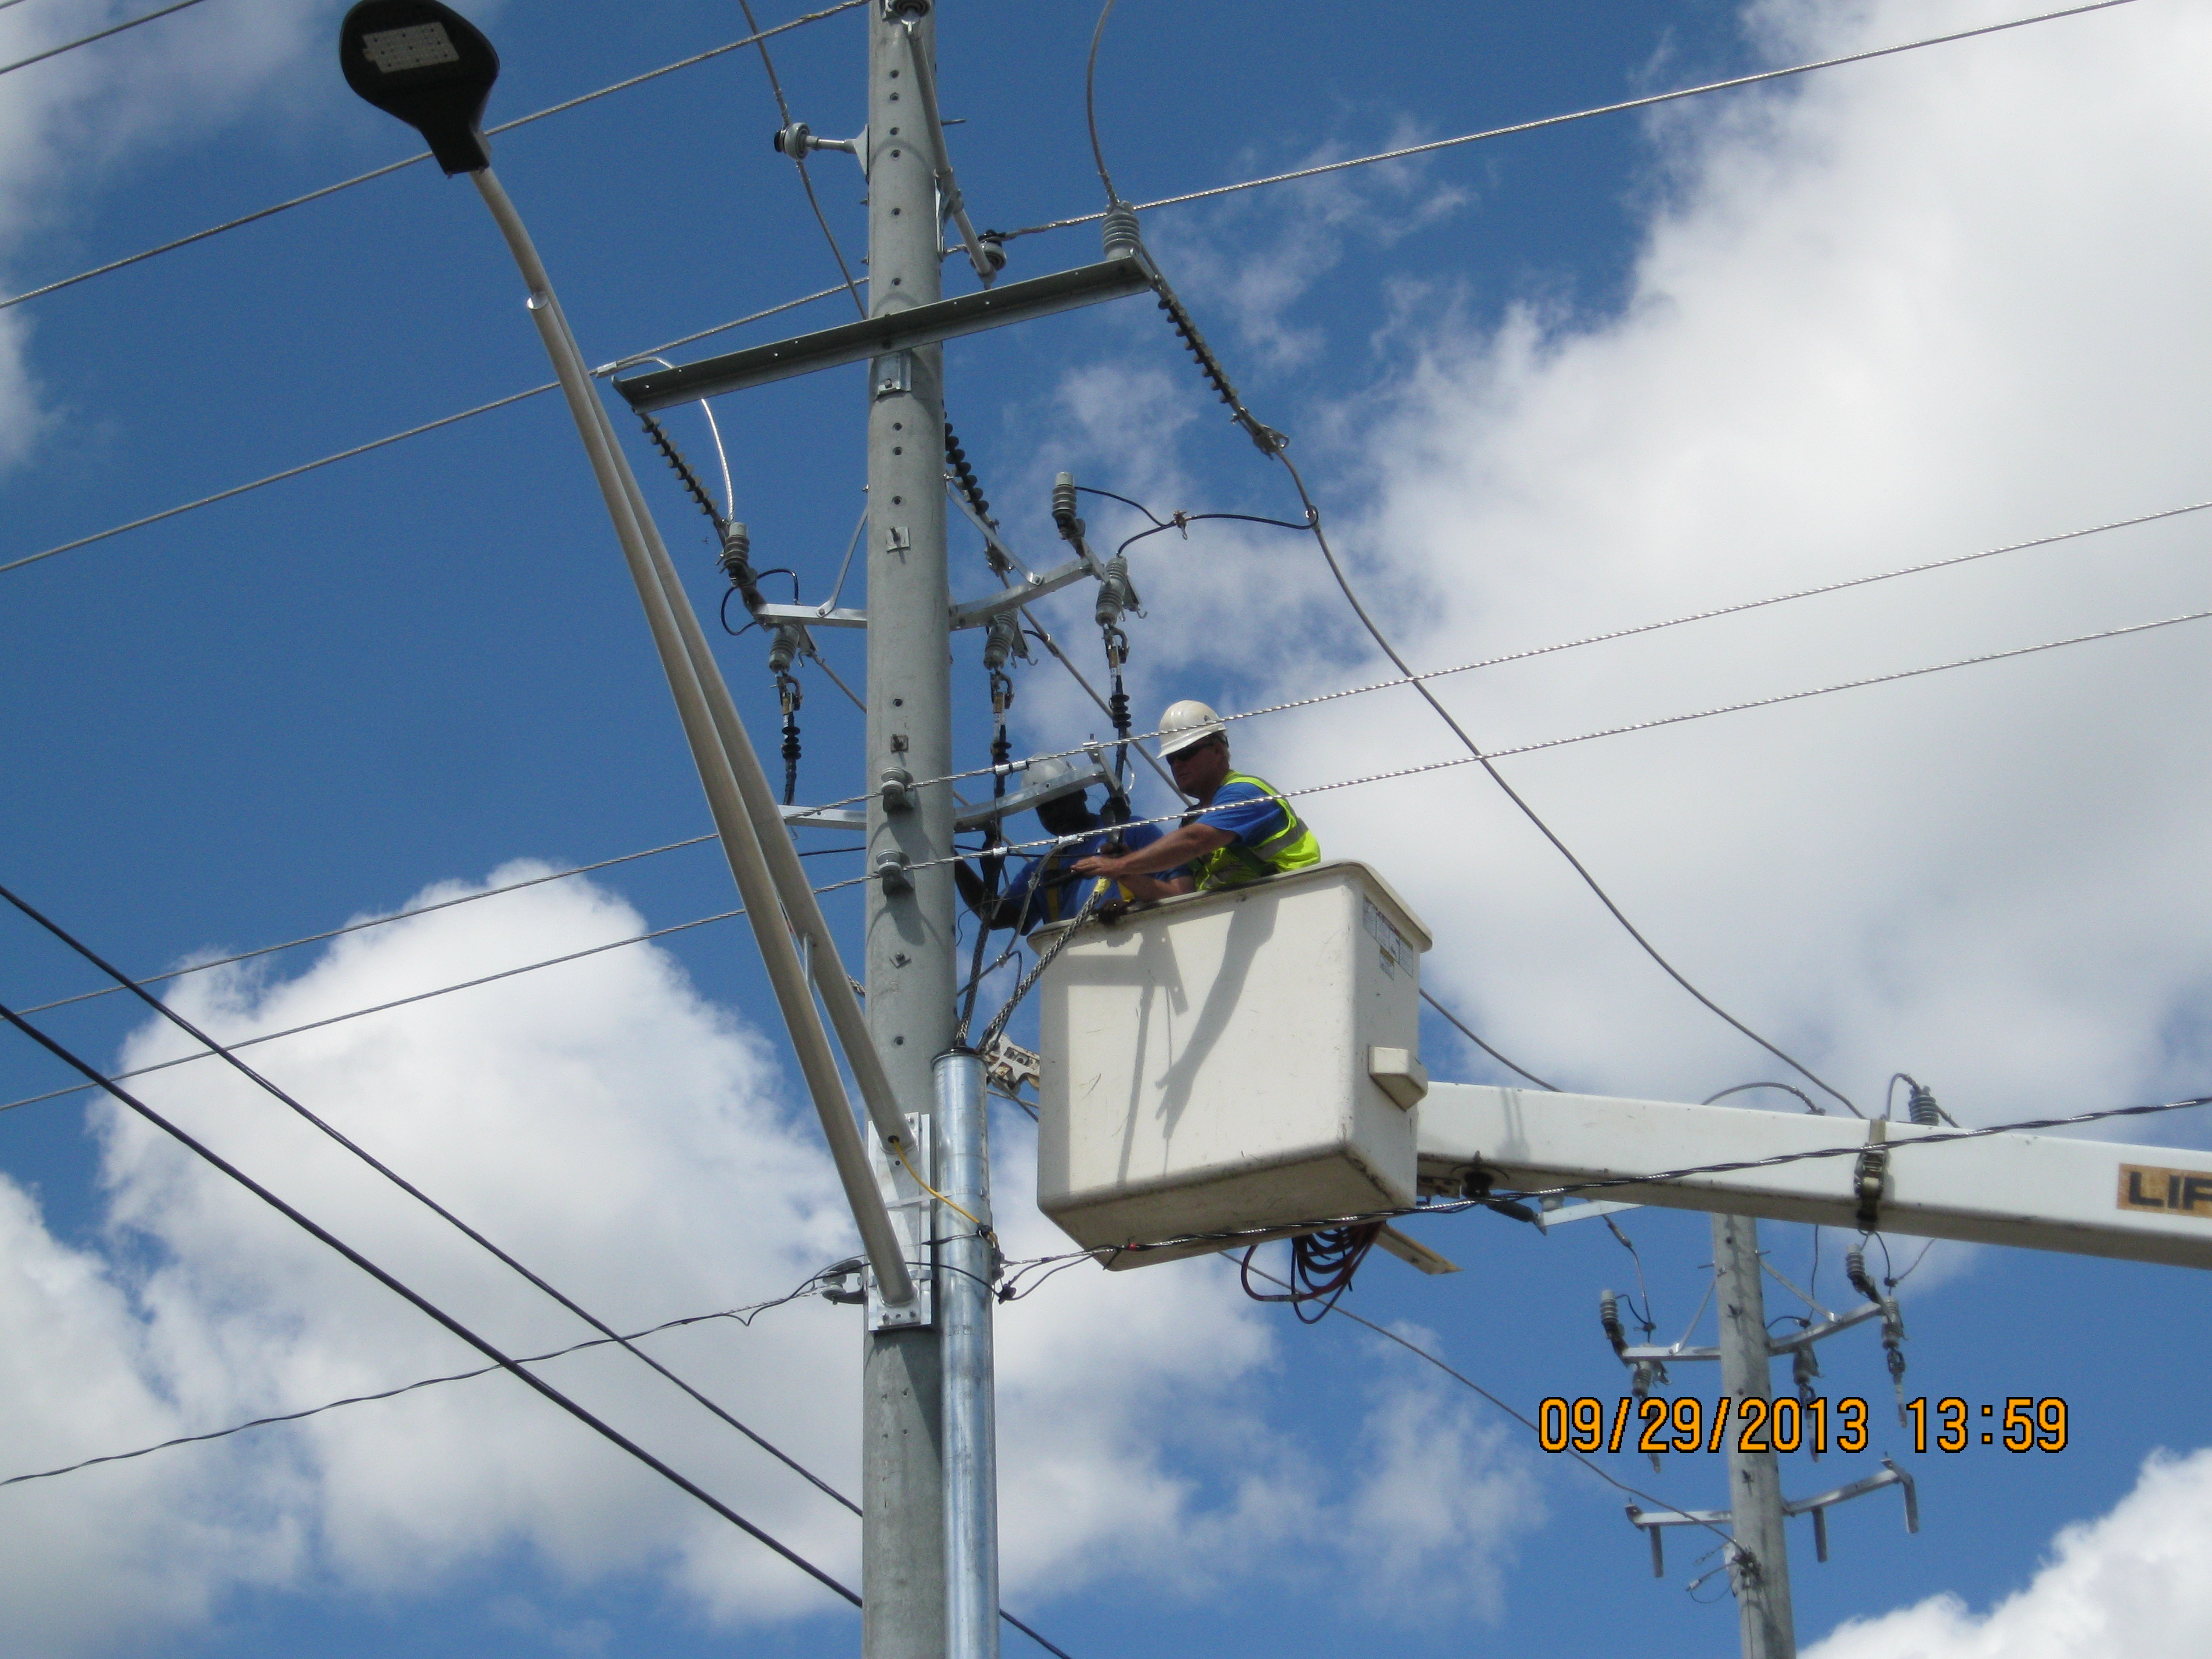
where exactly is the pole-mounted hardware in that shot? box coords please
[876,850,914,893]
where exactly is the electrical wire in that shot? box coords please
[792,486,2212,812]
[0,0,207,79]
[800,598,2212,907]
[1418,987,1558,1092]
[0,1,868,312]
[1704,1081,1834,1117]
[0,284,850,579]
[1238,1259,1742,1556]
[13,833,722,1019]
[0,882,865,1516]
[1002,0,2148,241]
[0,997,866,1610]
[1,1273,836,1489]
[1084,0,1122,204]
[736,0,869,318]
[0,903,754,1116]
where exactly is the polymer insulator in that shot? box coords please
[1094,554,1138,628]
[1599,1289,1626,1355]
[1051,471,1081,540]
[944,421,993,526]
[719,524,765,612]
[981,611,1021,672]
[1908,1082,1942,1125]
[768,622,805,675]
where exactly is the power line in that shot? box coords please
[1004,0,2147,241]
[1,1279,833,1489]
[0,902,754,1116]
[0,0,867,312]
[0,0,207,79]
[16,833,724,1017]
[0,996,867,1610]
[1419,987,1558,1092]
[0,881,876,1520]
[0,284,849,578]
[797,486,2212,811]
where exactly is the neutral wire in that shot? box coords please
[1,286,848,578]
[1000,0,2148,240]
[0,999,866,1610]
[0,0,207,79]
[0,0,868,312]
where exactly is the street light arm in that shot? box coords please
[466,166,917,1307]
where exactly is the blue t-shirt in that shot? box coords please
[1188,779,1294,850]
[1001,820,1171,928]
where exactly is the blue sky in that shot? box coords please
[7,0,2212,1655]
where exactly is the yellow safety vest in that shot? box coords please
[1187,773,1321,891]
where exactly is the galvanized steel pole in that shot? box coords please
[1714,1212,1797,1659]
[863,2,957,1654]
[936,1049,999,1659]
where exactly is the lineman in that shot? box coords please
[1073,700,1318,893]
[954,757,1178,931]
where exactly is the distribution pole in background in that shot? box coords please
[1714,1212,1796,1659]
[863,2,956,1654]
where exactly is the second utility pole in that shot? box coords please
[1714,1212,1797,1659]
[864,3,955,1656]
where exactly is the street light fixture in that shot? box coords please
[336,1,919,1310]
[337,1,498,175]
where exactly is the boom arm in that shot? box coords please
[1416,1083,2212,1271]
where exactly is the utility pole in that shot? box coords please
[1714,1212,1795,1659]
[863,2,954,1654]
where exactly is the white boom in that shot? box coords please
[1416,1083,2212,1271]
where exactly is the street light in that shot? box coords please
[337,0,919,1309]
[337,1,498,175]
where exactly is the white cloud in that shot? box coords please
[1805,1446,2212,1658]
[0,864,1539,1652]
[0,0,348,468]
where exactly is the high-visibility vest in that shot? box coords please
[1187,773,1321,891]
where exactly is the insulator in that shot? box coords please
[719,523,764,611]
[1599,1289,1625,1354]
[1095,554,1138,628]
[1101,201,1142,259]
[1908,1082,1942,1126]
[1845,1247,1878,1305]
[1051,471,1082,539]
[982,612,1021,672]
[768,622,805,675]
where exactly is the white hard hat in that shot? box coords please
[1024,754,1079,789]
[1157,699,1227,759]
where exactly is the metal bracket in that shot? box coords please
[873,350,913,399]
[951,755,1111,833]
[1854,1118,1890,1233]
[1783,1458,1920,1563]
[867,1114,936,1330]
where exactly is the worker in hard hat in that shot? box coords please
[954,757,1179,932]
[1073,700,1319,893]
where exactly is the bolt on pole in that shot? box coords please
[1714,1212,1797,1659]
[863,2,958,1655]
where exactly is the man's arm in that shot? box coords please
[1073,821,1230,881]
